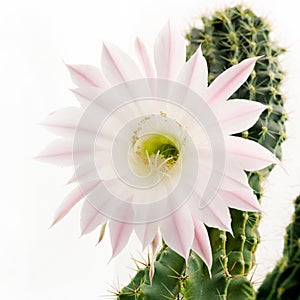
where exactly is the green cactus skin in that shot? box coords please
[117,244,185,299]
[181,229,228,299]
[257,196,300,300]
[117,5,286,300]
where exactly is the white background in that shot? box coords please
[1,0,300,299]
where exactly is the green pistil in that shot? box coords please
[139,134,179,162]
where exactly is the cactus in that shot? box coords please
[116,244,185,299]
[257,195,300,300]
[117,5,286,300]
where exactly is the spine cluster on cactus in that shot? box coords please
[117,244,185,299]
[116,5,286,300]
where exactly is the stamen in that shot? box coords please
[159,170,170,178]
[145,150,153,172]
[129,117,183,178]
[144,150,175,178]
[154,150,160,169]
[157,156,174,170]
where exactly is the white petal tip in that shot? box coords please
[270,156,282,169]
[135,36,142,44]
[49,218,59,228]
[207,268,212,279]
[33,154,52,163]
[102,41,110,50]
[247,56,262,63]
[254,205,263,213]
[277,159,287,173]
[48,222,55,230]
[108,254,116,264]
[228,228,234,237]
[256,55,264,60]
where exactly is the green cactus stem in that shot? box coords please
[117,244,185,299]
[257,195,300,300]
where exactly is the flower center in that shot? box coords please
[124,114,186,182]
[138,133,179,163]
[129,131,181,178]
[134,133,180,175]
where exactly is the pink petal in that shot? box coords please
[151,232,160,254]
[195,149,250,194]
[220,168,250,190]
[178,46,208,96]
[226,136,279,171]
[41,107,85,137]
[192,217,212,269]
[206,57,259,105]
[154,20,186,80]
[67,165,96,184]
[134,223,157,250]
[35,138,96,166]
[71,87,104,107]
[201,158,250,190]
[52,180,101,226]
[101,42,142,85]
[135,37,156,78]
[109,220,133,258]
[65,64,108,88]
[91,155,116,182]
[149,256,155,284]
[214,100,267,134]
[197,161,250,192]
[80,200,107,235]
[149,232,160,283]
[35,139,74,166]
[199,195,232,232]
[160,207,194,259]
[219,188,261,212]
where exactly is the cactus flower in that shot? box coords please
[37,21,279,270]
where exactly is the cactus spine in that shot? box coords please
[117,244,185,299]
[117,5,286,299]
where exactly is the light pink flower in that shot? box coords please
[37,21,279,271]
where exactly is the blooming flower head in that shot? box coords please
[37,21,278,270]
